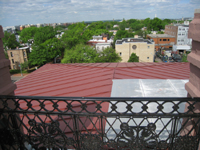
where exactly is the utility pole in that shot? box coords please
[54,55,59,63]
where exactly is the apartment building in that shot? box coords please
[115,38,155,62]
[7,47,29,69]
[165,25,192,45]
[146,34,175,51]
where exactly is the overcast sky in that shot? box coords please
[0,0,199,27]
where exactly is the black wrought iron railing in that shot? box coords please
[0,95,200,150]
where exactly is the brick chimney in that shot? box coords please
[0,25,17,95]
[185,9,200,97]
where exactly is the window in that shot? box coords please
[163,39,167,41]
[10,52,13,57]
[13,65,16,69]
[24,58,27,62]
[168,39,169,41]
[12,59,14,63]
[147,57,149,59]
[119,52,122,56]
[148,46,150,49]
[160,39,162,41]
[23,51,26,56]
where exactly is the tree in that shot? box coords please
[29,38,64,66]
[21,61,29,70]
[2,31,19,49]
[19,26,38,43]
[61,44,98,63]
[128,53,139,62]
[113,30,134,47]
[4,50,8,59]
[148,18,163,31]
[181,54,188,62]
[97,47,122,62]
[61,23,87,49]
[157,31,164,34]
[34,26,56,45]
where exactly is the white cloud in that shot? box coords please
[0,0,198,27]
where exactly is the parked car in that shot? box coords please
[168,56,174,62]
[172,54,181,62]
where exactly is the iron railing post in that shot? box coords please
[73,115,80,150]
[101,115,104,148]
[169,117,177,150]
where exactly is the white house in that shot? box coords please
[96,41,112,52]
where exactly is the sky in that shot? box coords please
[0,0,200,27]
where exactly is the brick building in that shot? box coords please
[146,34,175,51]
[164,25,178,44]
[20,25,25,31]
[7,47,29,69]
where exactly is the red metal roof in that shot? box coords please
[15,62,190,96]
[14,62,190,140]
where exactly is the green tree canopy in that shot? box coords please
[19,26,38,43]
[61,23,87,49]
[29,38,64,66]
[61,44,98,63]
[128,53,139,62]
[148,18,163,31]
[96,47,121,62]
[34,26,56,45]
[2,31,19,49]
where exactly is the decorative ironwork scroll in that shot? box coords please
[0,95,200,150]
[27,120,75,149]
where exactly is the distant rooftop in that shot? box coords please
[167,24,189,27]
[116,38,153,44]
[147,34,175,38]
[7,46,29,50]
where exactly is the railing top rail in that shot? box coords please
[1,95,200,102]
[1,95,200,117]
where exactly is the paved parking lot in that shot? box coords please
[11,76,24,83]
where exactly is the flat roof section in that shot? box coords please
[116,38,153,44]
[105,79,188,140]
[147,34,175,38]
[111,79,188,97]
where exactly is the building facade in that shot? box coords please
[146,34,175,51]
[96,43,111,52]
[115,38,155,62]
[7,47,29,70]
[164,25,178,44]
[165,25,192,45]
[87,35,113,51]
